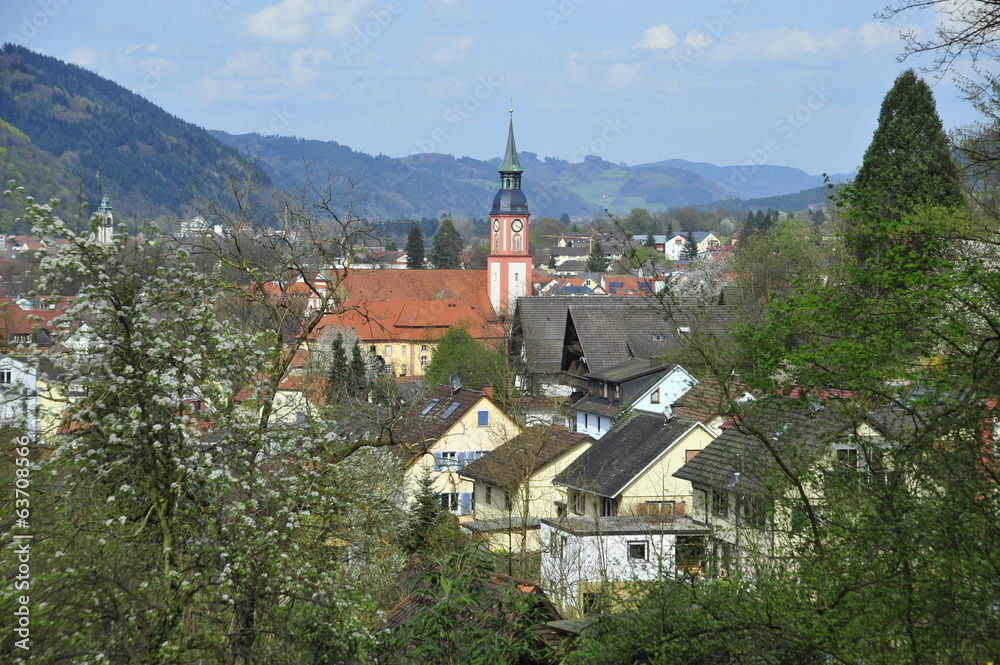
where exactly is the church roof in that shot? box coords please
[500,115,523,174]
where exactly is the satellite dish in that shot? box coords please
[449,373,462,394]
[663,405,674,422]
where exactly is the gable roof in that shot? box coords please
[391,384,497,452]
[460,425,593,487]
[671,377,749,425]
[554,411,703,498]
[313,299,501,343]
[672,399,852,493]
[338,269,493,314]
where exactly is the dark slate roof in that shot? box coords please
[541,514,711,537]
[514,295,737,377]
[671,378,748,425]
[461,425,593,487]
[463,516,541,533]
[391,385,491,452]
[490,188,530,216]
[586,358,675,383]
[672,399,852,493]
[553,412,702,498]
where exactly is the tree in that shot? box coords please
[585,241,608,272]
[403,466,465,556]
[405,224,425,269]
[327,332,350,403]
[680,230,698,260]
[881,1,1000,70]
[643,230,657,248]
[428,218,463,269]
[422,326,510,402]
[852,70,963,217]
[846,70,965,277]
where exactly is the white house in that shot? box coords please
[0,356,39,436]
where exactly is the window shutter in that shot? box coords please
[432,453,443,472]
[459,492,473,516]
[457,451,471,468]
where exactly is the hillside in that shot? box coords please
[0,43,242,228]
[0,44,843,227]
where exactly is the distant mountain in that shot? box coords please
[0,44,845,229]
[0,43,241,229]
[635,158,852,200]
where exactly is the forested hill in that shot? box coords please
[0,43,241,228]
[0,43,840,229]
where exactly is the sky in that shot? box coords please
[2,0,989,176]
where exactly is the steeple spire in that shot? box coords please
[499,107,523,189]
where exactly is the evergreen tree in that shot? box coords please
[405,224,425,269]
[644,230,657,248]
[428,218,463,269]
[326,333,349,403]
[680,230,699,260]
[586,241,609,272]
[853,69,963,216]
[348,343,367,396]
[847,69,965,272]
[404,466,464,555]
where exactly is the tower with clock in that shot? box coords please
[487,107,531,316]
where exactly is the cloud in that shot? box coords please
[242,0,380,43]
[198,46,333,102]
[67,46,98,67]
[634,24,678,50]
[706,27,855,64]
[425,35,480,65]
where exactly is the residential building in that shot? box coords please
[461,425,593,554]
[571,360,696,439]
[391,384,520,519]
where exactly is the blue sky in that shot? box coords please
[2,0,987,175]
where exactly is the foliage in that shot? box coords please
[405,224,425,269]
[585,240,608,272]
[422,326,510,401]
[379,546,556,665]
[429,218,463,269]
[680,230,698,260]
[403,466,466,557]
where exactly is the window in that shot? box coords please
[420,398,440,416]
[555,500,566,518]
[477,410,489,427]
[646,501,674,517]
[402,346,407,356]
[421,344,429,352]
[504,491,512,511]
[440,492,459,511]
[0,370,11,384]
[494,234,499,251]
[600,497,617,517]
[676,536,706,572]
[651,388,660,404]
[628,541,648,561]
[712,489,729,519]
[485,485,492,505]
[384,345,392,356]
[572,490,586,516]
[598,383,605,398]
[441,402,461,419]
[513,234,522,251]
[434,451,459,471]
[836,447,859,470]
[420,356,429,367]
[677,326,691,337]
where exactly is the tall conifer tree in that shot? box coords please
[405,224,425,269]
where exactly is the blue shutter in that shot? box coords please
[459,492,473,516]
[457,451,471,468]
[478,410,489,426]
[432,453,443,471]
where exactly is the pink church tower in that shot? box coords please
[487,108,531,316]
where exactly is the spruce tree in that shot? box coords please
[586,241,609,272]
[428,218,463,269]
[405,224,425,269]
[853,69,963,216]
[847,69,965,270]
[348,343,367,396]
[326,333,348,403]
[680,231,699,260]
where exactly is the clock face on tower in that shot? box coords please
[511,219,523,232]
[493,219,500,232]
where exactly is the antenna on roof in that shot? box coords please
[449,373,462,395]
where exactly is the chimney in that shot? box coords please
[483,385,494,400]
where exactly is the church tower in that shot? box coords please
[96,196,114,245]
[488,108,531,316]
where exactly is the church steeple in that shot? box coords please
[488,106,532,316]
[499,110,523,190]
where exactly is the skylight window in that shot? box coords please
[441,402,461,419]
[420,398,440,416]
